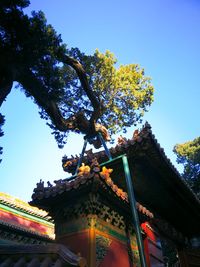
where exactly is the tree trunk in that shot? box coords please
[61,55,102,136]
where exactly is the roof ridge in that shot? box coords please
[0,192,51,220]
[140,125,200,204]
[31,159,154,219]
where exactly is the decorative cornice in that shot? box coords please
[31,158,153,220]
[59,194,126,230]
[0,220,54,243]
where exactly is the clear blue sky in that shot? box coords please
[1,0,200,201]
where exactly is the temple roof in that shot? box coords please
[31,159,153,220]
[31,123,200,238]
[60,123,200,238]
[0,244,86,267]
[0,192,51,220]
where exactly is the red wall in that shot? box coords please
[141,222,164,266]
[0,208,52,236]
[99,239,133,267]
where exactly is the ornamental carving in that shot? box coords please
[96,234,112,266]
[61,194,125,230]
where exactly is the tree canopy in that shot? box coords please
[0,114,4,162]
[174,137,200,198]
[0,0,154,158]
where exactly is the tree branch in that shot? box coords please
[19,57,110,146]
[18,69,77,132]
[61,55,102,134]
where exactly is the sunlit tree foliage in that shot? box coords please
[174,137,200,198]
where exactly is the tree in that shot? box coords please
[0,0,154,156]
[174,137,200,198]
[0,114,4,162]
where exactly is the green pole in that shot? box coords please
[98,133,112,160]
[74,138,88,174]
[122,155,147,267]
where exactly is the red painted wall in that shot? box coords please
[99,239,133,267]
[0,208,53,236]
[141,222,164,266]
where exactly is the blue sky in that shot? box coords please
[1,0,200,201]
